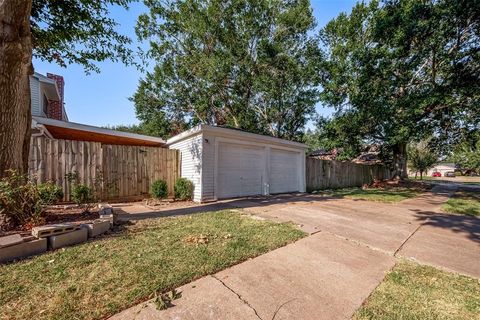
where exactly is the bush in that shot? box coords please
[151,179,168,199]
[38,182,64,205]
[71,184,94,205]
[0,170,44,228]
[174,178,194,201]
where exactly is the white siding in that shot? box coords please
[30,76,41,116]
[169,133,203,202]
[201,134,216,201]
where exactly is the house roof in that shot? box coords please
[166,124,307,149]
[32,116,166,147]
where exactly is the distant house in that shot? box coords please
[427,163,456,176]
[30,72,165,147]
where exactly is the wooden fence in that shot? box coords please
[28,136,180,202]
[306,158,391,191]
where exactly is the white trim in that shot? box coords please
[167,124,307,149]
[32,116,166,144]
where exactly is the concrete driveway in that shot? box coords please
[230,185,480,278]
[111,185,480,320]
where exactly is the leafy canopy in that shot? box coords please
[31,0,134,73]
[317,0,480,166]
[133,0,322,140]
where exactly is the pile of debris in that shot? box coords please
[0,203,117,263]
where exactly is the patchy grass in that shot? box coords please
[0,210,305,320]
[442,191,480,216]
[355,260,480,320]
[317,187,420,203]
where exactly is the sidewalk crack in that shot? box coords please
[212,275,263,320]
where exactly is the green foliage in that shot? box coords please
[150,179,168,199]
[31,0,134,73]
[133,0,322,140]
[451,133,480,172]
[304,116,363,160]
[38,182,64,205]
[318,0,480,176]
[71,184,94,205]
[407,141,438,179]
[174,178,194,201]
[0,170,43,228]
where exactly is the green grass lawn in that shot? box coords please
[318,187,420,203]
[0,210,305,320]
[355,260,480,320]
[442,191,480,216]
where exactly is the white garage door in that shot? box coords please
[270,149,300,194]
[217,143,265,199]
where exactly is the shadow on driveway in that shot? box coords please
[412,209,480,244]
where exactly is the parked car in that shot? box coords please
[432,172,441,177]
[445,171,456,177]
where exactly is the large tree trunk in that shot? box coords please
[392,142,408,180]
[0,0,33,178]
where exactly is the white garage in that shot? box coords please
[167,125,306,202]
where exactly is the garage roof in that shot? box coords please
[32,116,166,147]
[166,124,307,149]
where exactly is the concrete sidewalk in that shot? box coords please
[111,232,395,320]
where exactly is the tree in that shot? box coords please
[318,0,480,179]
[133,0,322,140]
[407,140,437,179]
[0,0,133,178]
[451,133,480,173]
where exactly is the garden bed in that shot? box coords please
[0,206,100,236]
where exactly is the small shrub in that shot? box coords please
[71,184,94,206]
[174,178,194,201]
[0,170,44,228]
[151,179,168,199]
[38,182,64,205]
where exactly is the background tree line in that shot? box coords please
[1,0,479,179]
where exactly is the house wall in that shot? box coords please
[29,76,42,117]
[169,133,203,202]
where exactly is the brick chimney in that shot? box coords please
[47,73,65,120]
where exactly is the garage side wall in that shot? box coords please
[201,134,216,202]
[169,133,203,202]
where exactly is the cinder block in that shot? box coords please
[0,234,23,248]
[0,238,47,263]
[99,212,117,226]
[81,219,111,238]
[32,223,78,238]
[48,228,88,250]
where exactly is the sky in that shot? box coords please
[33,0,358,128]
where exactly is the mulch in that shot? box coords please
[0,206,101,237]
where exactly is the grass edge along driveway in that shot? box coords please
[0,209,305,320]
[442,190,480,216]
[355,260,480,320]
